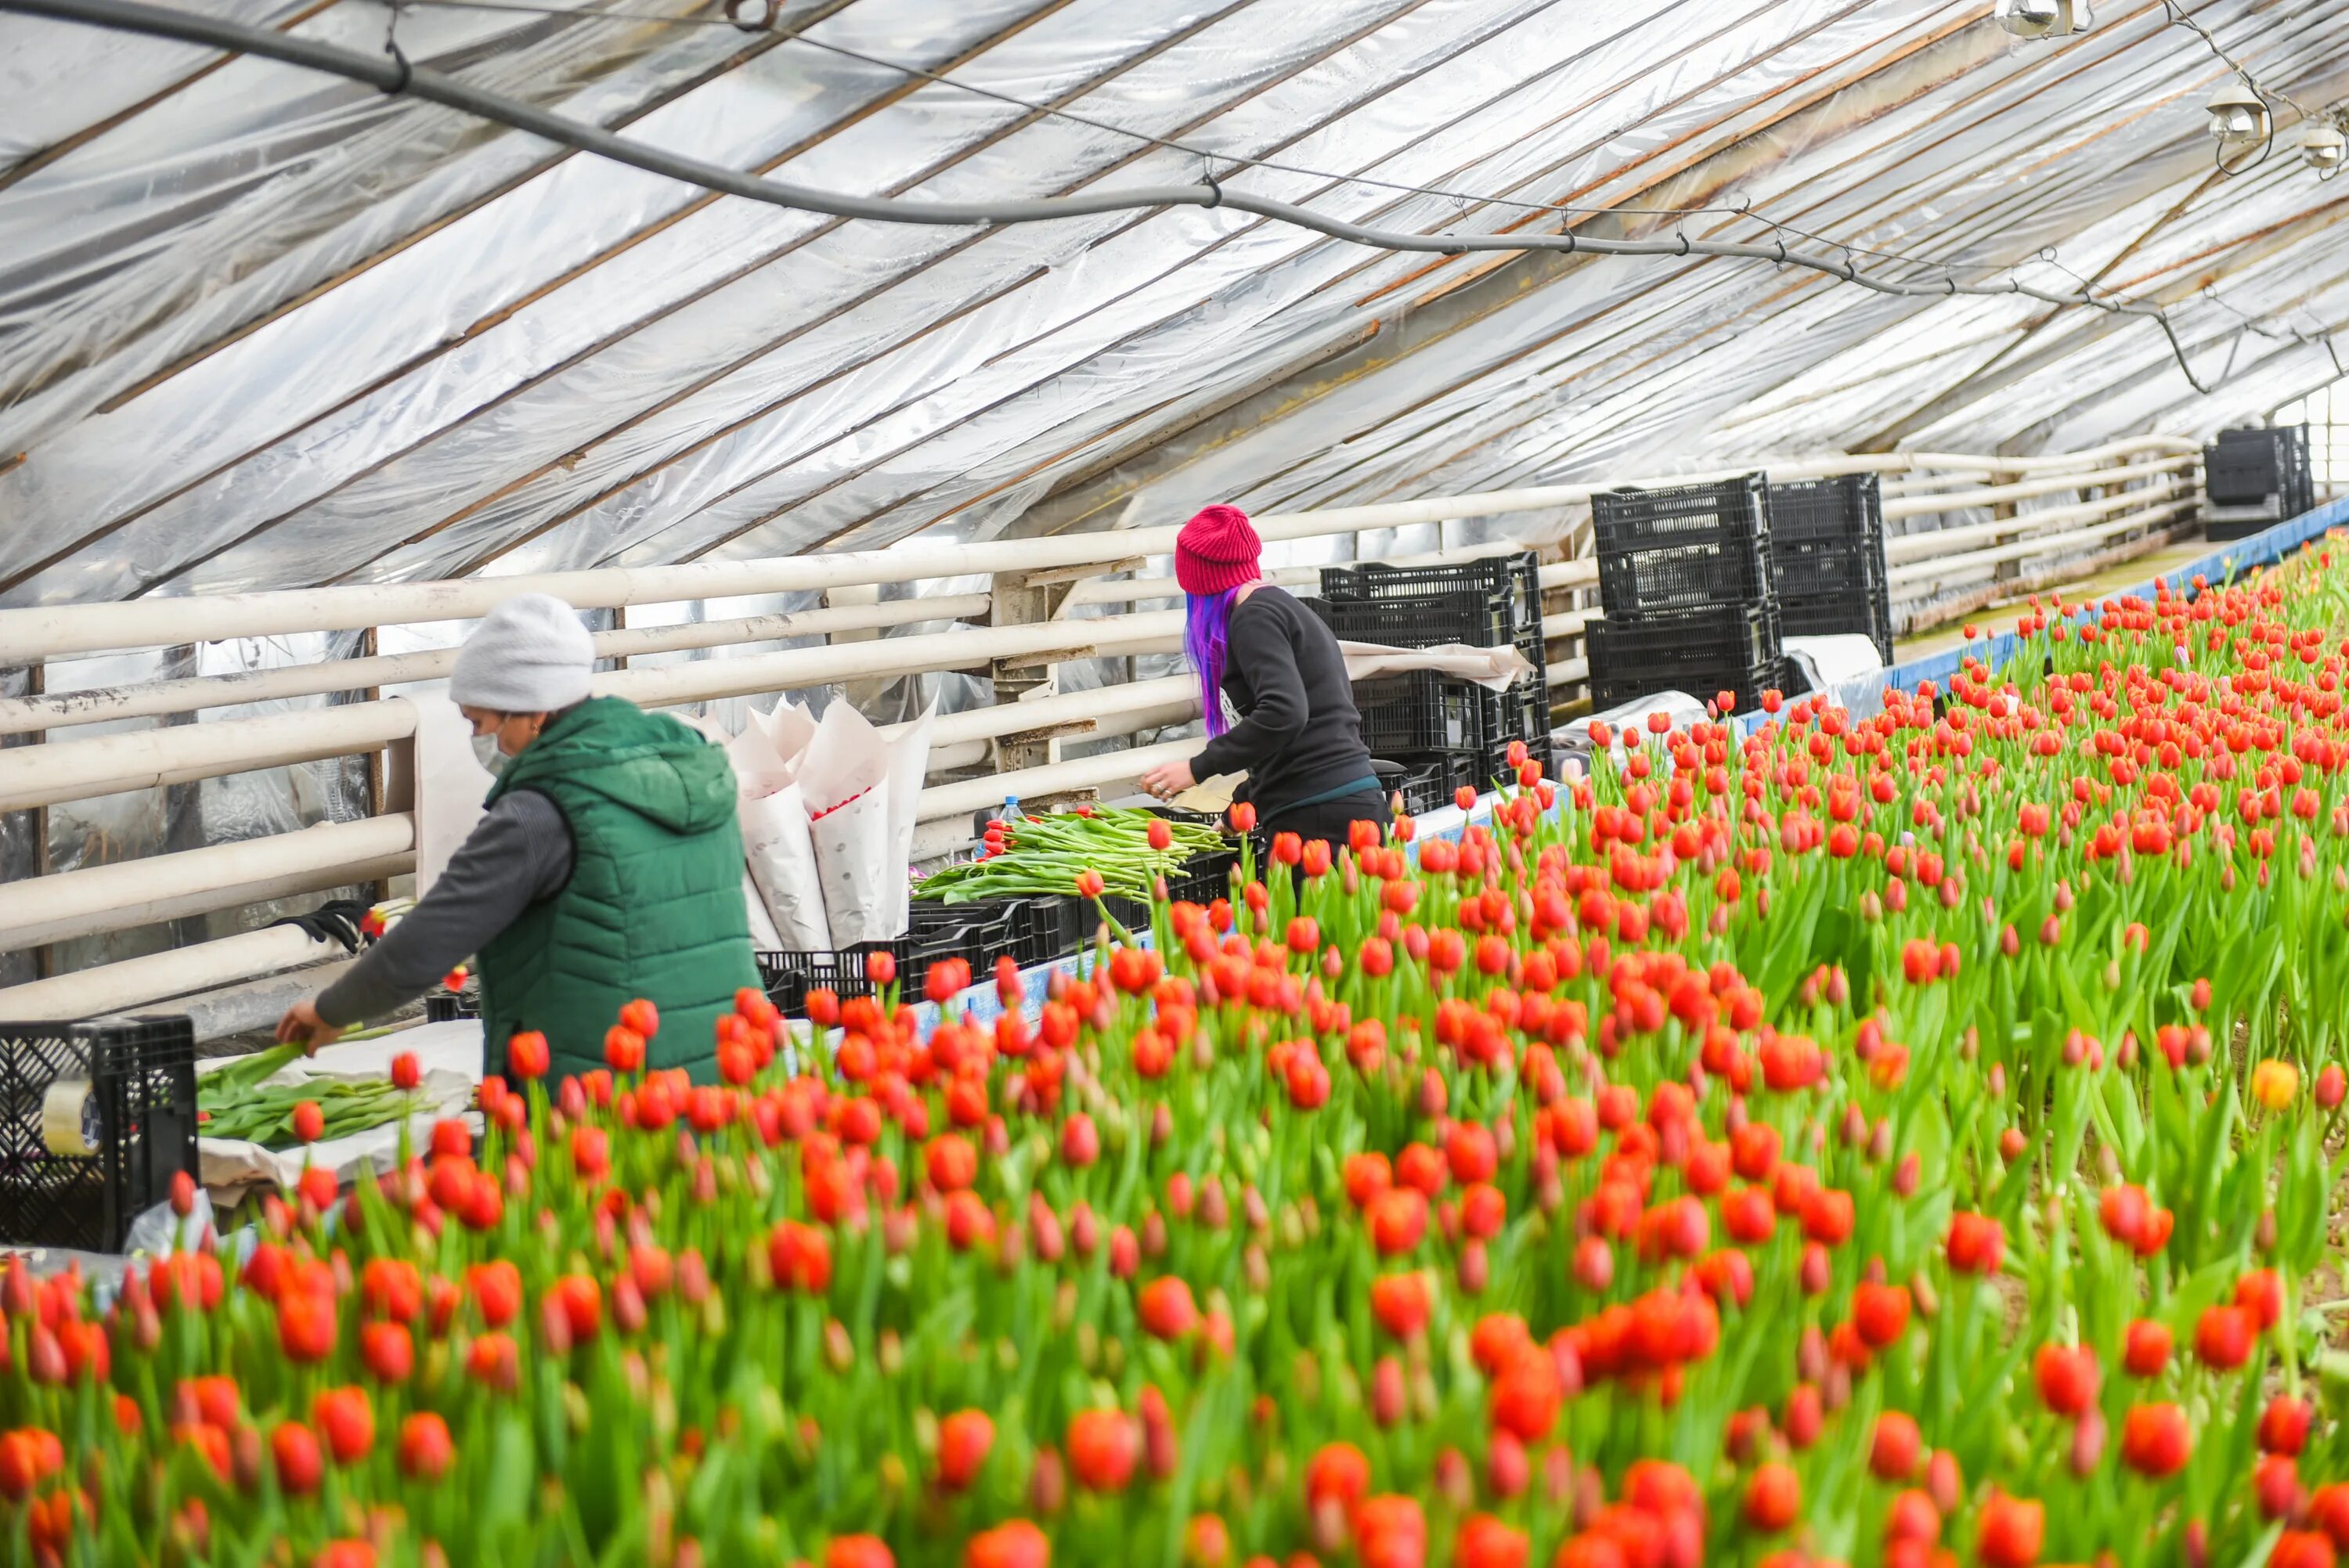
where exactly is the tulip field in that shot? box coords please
[16,546,2349,1568]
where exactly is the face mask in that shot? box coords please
[471,734,508,775]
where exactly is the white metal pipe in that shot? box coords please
[1878,458,2192,521]
[0,923,348,1021]
[1888,499,2192,586]
[0,594,994,736]
[5,449,2192,667]
[917,739,1199,824]
[0,814,416,953]
[1,616,1189,812]
[0,699,420,813]
[1883,481,2186,564]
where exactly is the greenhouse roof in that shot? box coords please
[2,0,2344,604]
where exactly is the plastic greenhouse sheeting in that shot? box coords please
[2,0,2346,607]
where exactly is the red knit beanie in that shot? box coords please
[1174,504,1262,596]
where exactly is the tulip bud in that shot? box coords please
[1029,1446,1066,1516]
[2071,1408,2106,1476]
[1459,1240,1489,1295]
[1371,1356,1406,1426]
[1071,1203,1100,1259]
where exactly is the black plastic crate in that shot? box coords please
[2206,434,2286,505]
[1395,754,1482,815]
[1593,475,1773,618]
[1320,553,1543,651]
[1,1015,198,1253]
[1102,846,1241,930]
[1768,474,1887,602]
[1780,579,1895,667]
[758,899,1039,1015]
[1353,669,1487,755]
[1586,601,1784,717]
[424,989,480,1023]
[1477,665,1553,779]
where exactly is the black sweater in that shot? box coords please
[1191,587,1376,822]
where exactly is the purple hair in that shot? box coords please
[1184,586,1240,737]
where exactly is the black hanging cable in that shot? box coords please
[1,0,2314,396]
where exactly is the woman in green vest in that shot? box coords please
[276,593,760,1082]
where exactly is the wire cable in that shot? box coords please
[1,0,2309,396]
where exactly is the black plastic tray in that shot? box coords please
[1593,475,1773,618]
[1586,600,1784,716]
[0,1015,198,1253]
[1320,553,1543,651]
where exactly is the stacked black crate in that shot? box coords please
[2203,425,2315,540]
[1319,552,1552,789]
[1585,474,1784,716]
[1768,474,1895,666]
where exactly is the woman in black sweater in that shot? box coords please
[1139,506,1392,849]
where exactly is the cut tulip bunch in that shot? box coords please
[9,542,2349,1568]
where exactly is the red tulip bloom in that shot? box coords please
[1067,1408,1140,1492]
[827,1539,896,1568]
[1138,1277,1200,1340]
[767,1221,832,1296]
[1853,1282,1911,1348]
[358,1321,413,1383]
[2195,1304,2255,1370]
[2032,1344,2098,1418]
[2123,1319,2171,1377]
[311,1387,373,1465]
[1743,1462,1800,1532]
[936,1409,994,1491]
[1454,1514,1528,1568]
[397,1411,453,1482]
[1355,1494,1427,1568]
[1945,1212,2004,1275]
[2120,1403,2191,1478]
[1975,1493,2043,1566]
[1370,1273,1433,1341]
[963,1519,1048,1568]
[2261,1395,2313,1456]
[272,1421,323,1495]
[1872,1411,1921,1480]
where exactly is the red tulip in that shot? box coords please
[1872,1411,1921,1480]
[1138,1277,1200,1340]
[2195,1304,2255,1370]
[1975,1493,2043,1566]
[271,1420,323,1495]
[1355,1494,1427,1568]
[1743,1462,1799,1532]
[397,1411,453,1481]
[964,1519,1048,1568]
[828,1539,896,1568]
[1067,1408,1140,1492]
[1853,1281,1911,1347]
[2120,1403,2191,1478]
[312,1387,373,1465]
[2123,1319,2171,1377]
[1370,1273,1433,1341]
[2261,1395,2313,1456]
[937,1409,994,1491]
[1454,1514,1528,1568]
[2032,1344,2098,1417]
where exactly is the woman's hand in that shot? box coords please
[1139,758,1196,800]
[275,997,345,1055]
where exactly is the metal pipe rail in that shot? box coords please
[0,595,994,736]
[0,438,2192,666]
[0,438,2203,1015]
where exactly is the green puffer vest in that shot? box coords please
[476,697,760,1083]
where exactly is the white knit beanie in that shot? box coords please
[449,593,595,712]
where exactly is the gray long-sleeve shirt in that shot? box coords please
[314,790,574,1026]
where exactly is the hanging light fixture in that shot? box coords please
[2205,77,2271,146]
[1994,0,2091,38]
[2303,120,2347,178]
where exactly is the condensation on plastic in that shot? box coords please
[2,0,2344,615]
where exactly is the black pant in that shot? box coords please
[1258,787,1393,856]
